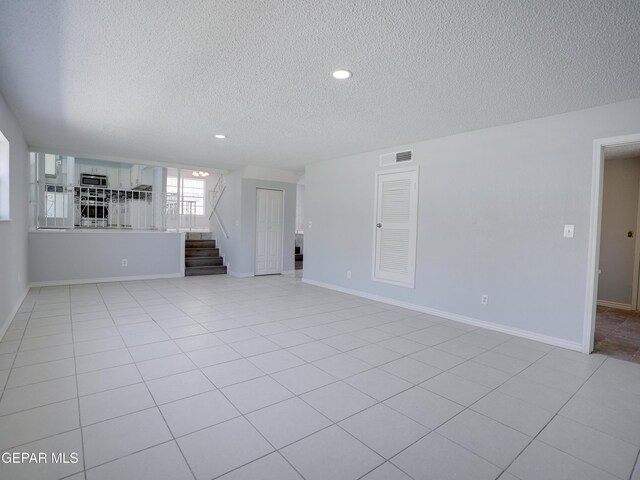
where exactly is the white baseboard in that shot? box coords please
[597,300,633,310]
[302,278,583,352]
[227,271,254,278]
[30,272,184,288]
[229,270,294,278]
[0,286,29,342]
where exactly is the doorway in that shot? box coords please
[586,134,640,361]
[295,182,304,271]
[255,188,284,275]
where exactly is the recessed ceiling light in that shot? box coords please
[215,134,226,139]
[192,171,210,177]
[332,69,352,80]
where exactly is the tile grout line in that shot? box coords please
[498,354,616,479]
[2,293,542,434]
[232,342,440,480]
[210,376,311,480]
[3,278,635,480]
[85,282,199,480]
[0,289,37,405]
[0,292,85,453]
[145,297,429,478]
[68,286,89,480]
[204,327,428,478]
[380,344,598,478]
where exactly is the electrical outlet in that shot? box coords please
[122,259,128,267]
[347,270,351,279]
[308,220,313,229]
[564,224,574,238]
[481,294,488,305]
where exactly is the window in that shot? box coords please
[167,176,205,216]
[0,129,9,220]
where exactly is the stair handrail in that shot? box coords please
[209,175,229,238]
[210,175,225,210]
[212,209,229,239]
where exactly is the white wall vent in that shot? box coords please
[380,150,413,167]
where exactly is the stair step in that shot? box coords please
[185,247,219,257]
[185,265,227,276]
[295,246,301,255]
[295,254,303,262]
[185,256,224,267]
[186,240,216,248]
[184,234,225,275]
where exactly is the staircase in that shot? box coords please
[185,232,227,276]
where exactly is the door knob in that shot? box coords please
[376,223,382,228]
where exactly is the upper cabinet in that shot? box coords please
[119,165,132,189]
[75,160,108,183]
[62,157,159,191]
[131,165,154,189]
[105,166,120,188]
[78,164,107,176]
[131,164,144,187]
[75,159,130,189]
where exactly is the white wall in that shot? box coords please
[211,169,242,273]
[238,178,296,275]
[598,156,640,306]
[304,97,640,349]
[28,231,183,284]
[0,92,29,337]
[211,170,297,276]
[296,183,305,233]
[200,172,221,231]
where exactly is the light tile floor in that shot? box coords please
[0,274,639,480]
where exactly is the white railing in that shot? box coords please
[30,183,196,231]
[208,175,229,238]
[163,193,196,232]
[34,184,74,229]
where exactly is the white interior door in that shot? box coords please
[634,174,640,310]
[256,188,284,275]
[373,167,419,287]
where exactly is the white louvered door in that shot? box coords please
[373,167,418,287]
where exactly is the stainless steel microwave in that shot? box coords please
[80,173,108,187]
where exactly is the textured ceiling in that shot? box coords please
[0,1,640,170]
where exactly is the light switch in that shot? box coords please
[308,221,312,229]
[564,224,574,238]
